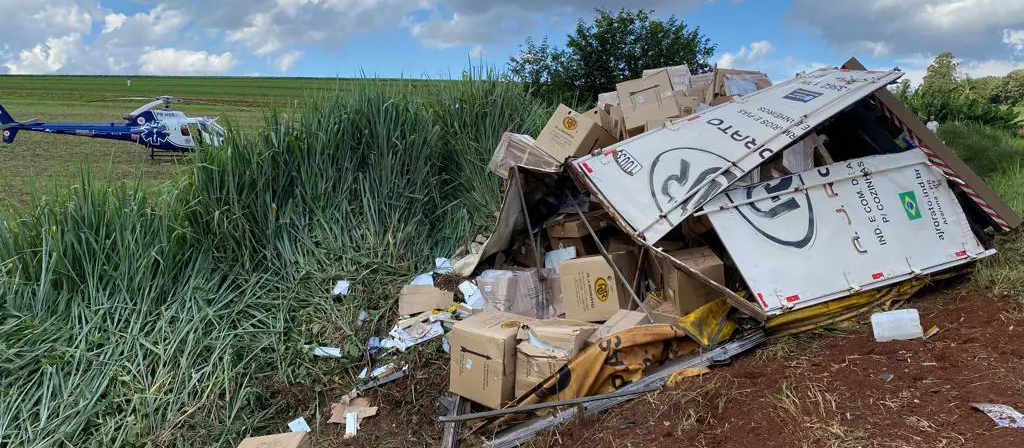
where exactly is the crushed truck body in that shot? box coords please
[324,57,1022,448]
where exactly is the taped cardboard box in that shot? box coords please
[586,309,650,344]
[487,132,560,179]
[398,285,454,316]
[514,319,598,397]
[476,269,554,319]
[236,432,310,448]
[448,310,537,409]
[560,251,639,322]
[535,104,617,162]
[616,70,678,134]
[658,247,725,316]
[643,64,692,91]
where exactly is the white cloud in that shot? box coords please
[274,51,303,72]
[894,54,1024,88]
[469,44,485,58]
[139,49,238,75]
[4,35,83,74]
[716,40,774,69]
[791,0,1024,61]
[103,13,127,34]
[1004,28,1024,53]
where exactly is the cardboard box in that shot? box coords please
[605,234,638,254]
[545,212,611,239]
[643,64,692,91]
[514,319,597,396]
[398,285,454,316]
[674,92,700,116]
[541,271,564,317]
[586,310,650,343]
[236,432,310,448]
[448,310,536,409]
[642,293,683,324]
[584,107,616,137]
[476,269,553,319]
[549,236,598,257]
[535,104,617,162]
[603,104,626,140]
[597,91,620,108]
[560,252,638,322]
[616,70,679,134]
[659,247,724,315]
[487,133,560,179]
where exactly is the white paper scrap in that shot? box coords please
[544,247,577,273]
[435,258,453,274]
[410,273,434,286]
[972,403,1024,428]
[459,281,487,310]
[288,417,311,433]
[332,280,351,296]
[311,346,343,358]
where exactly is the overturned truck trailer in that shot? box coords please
[567,58,1020,321]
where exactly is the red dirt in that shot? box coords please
[529,288,1024,448]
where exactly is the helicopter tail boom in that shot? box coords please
[0,104,18,144]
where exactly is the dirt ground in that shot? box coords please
[324,287,1024,447]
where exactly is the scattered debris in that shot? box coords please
[236,432,310,448]
[459,280,487,310]
[398,285,454,316]
[309,346,343,358]
[872,309,924,342]
[329,393,378,424]
[880,372,895,384]
[667,366,712,386]
[436,258,454,274]
[332,280,351,296]
[972,403,1024,428]
[923,324,940,340]
[344,411,359,438]
[287,417,311,433]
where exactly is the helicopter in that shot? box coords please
[0,96,227,157]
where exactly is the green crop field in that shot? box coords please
[0,75,453,207]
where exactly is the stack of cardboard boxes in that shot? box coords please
[458,62,772,411]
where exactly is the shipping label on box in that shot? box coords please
[616,70,679,134]
[560,252,638,322]
[535,104,617,162]
[448,310,536,409]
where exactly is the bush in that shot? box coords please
[938,121,1024,178]
[0,73,550,447]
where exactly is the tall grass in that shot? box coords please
[0,74,551,447]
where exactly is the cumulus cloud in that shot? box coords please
[274,51,303,73]
[469,45,485,58]
[790,0,1024,61]
[1004,28,1024,53]
[139,49,238,75]
[4,35,83,74]
[717,40,774,69]
[103,13,127,34]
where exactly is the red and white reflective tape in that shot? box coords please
[879,102,1011,231]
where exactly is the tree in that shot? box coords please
[995,69,1024,105]
[921,51,960,92]
[892,79,912,102]
[508,9,717,98]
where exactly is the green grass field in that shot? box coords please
[0,75,453,207]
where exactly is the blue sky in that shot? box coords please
[1,0,1022,87]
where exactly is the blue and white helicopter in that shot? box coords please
[0,95,226,157]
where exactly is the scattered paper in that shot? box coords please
[544,247,577,274]
[923,324,940,340]
[381,321,443,351]
[288,417,311,433]
[459,281,487,310]
[359,363,399,380]
[344,411,359,438]
[442,336,451,353]
[329,393,378,424]
[435,258,453,274]
[311,346,343,358]
[410,273,434,286]
[972,403,1024,428]
[357,310,368,326]
[332,280,351,296]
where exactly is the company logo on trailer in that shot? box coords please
[783,88,824,103]
[649,147,740,216]
[899,191,922,220]
[728,175,816,249]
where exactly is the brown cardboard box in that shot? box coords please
[584,107,616,137]
[514,319,597,396]
[476,269,553,319]
[674,92,700,116]
[616,70,679,134]
[535,104,617,162]
[597,91,620,108]
[545,212,611,239]
[660,247,724,316]
[236,432,310,448]
[643,64,692,91]
[487,132,560,179]
[560,251,638,322]
[448,310,536,409]
[542,273,564,317]
[605,234,637,254]
[398,285,454,316]
[603,104,626,140]
[549,236,598,257]
[642,293,683,325]
[586,309,650,344]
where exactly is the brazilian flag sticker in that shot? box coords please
[900,191,922,221]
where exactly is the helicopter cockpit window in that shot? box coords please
[180,125,191,136]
